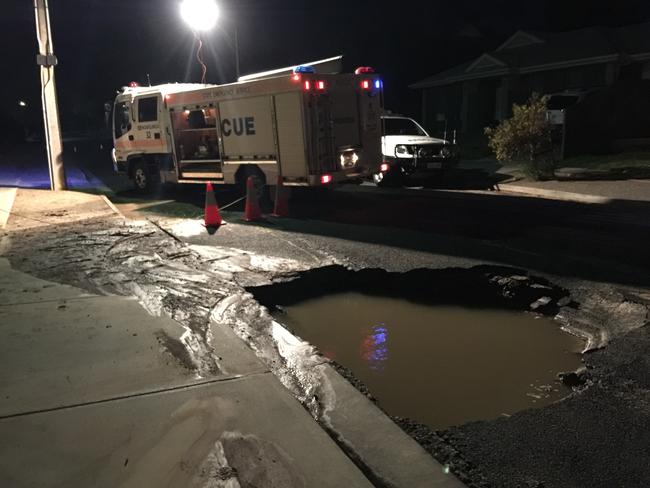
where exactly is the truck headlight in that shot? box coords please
[340,151,359,168]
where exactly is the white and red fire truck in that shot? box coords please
[111,56,384,193]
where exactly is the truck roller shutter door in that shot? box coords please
[274,92,308,179]
[220,96,275,160]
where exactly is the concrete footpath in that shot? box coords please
[499,179,650,203]
[0,189,465,487]
[0,190,372,487]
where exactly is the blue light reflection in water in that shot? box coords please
[361,323,389,372]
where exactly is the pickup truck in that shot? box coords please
[374,115,459,186]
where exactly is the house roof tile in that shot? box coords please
[411,22,650,89]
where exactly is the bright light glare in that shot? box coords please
[180,0,219,31]
[18,100,27,107]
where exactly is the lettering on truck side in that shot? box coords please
[221,117,256,136]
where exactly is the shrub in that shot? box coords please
[485,93,555,180]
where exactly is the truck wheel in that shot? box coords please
[132,161,160,194]
[237,167,270,206]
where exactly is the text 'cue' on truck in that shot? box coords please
[111,56,384,193]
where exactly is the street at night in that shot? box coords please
[2,1,650,487]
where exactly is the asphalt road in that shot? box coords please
[110,178,650,288]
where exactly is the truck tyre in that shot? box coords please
[132,160,160,194]
[237,166,270,207]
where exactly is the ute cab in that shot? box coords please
[374,115,459,186]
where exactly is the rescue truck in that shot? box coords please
[111,56,384,193]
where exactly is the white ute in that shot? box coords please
[374,115,459,186]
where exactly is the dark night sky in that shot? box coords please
[2,0,649,132]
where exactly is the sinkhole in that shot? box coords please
[248,265,584,430]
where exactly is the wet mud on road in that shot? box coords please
[2,216,649,488]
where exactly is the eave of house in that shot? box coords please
[411,54,623,89]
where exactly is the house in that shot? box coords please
[410,22,650,137]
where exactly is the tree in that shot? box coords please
[485,93,555,180]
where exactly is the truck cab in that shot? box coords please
[375,115,459,186]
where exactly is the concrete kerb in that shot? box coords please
[101,194,126,219]
[498,184,612,204]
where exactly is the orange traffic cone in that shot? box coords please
[243,176,263,222]
[272,175,290,217]
[204,182,224,228]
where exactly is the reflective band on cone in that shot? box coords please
[204,182,224,228]
[243,176,262,222]
[272,175,290,217]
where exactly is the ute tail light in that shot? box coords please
[320,174,332,184]
[380,163,390,173]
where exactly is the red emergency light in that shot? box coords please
[380,163,390,173]
[128,81,139,87]
[361,79,371,90]
[355,67,375,74]
[316,80,326,91]
[303,80,311,91]
[320,174,332,184]
[291,73,301,82]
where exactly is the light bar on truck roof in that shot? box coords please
[294,65,316,74]
[355,67,375,74]
[238,55,342,82]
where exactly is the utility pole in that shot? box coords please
[34,0,66,191]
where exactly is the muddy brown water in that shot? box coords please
[275,292,584,430]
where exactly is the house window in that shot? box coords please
[138,97,158,122]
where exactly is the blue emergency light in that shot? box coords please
[293,65,316,74]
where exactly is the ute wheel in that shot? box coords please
[132,160,160,194]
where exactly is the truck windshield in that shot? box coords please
[383,118,427,136]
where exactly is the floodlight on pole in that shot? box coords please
[180,0,219,31]
[180,0,219,84]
